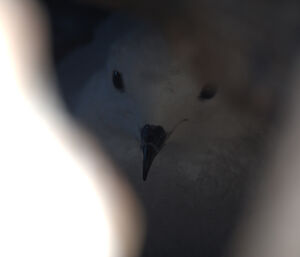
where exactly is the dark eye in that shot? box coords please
[112,70,125,92]
[198,83,217,101]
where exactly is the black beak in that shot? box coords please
[141,124,167,181]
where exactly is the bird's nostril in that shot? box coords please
[141,124,167,143]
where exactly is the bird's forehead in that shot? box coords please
[108,28,199,93]
[112,27,180,65]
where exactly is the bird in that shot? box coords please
[58,13,270,257]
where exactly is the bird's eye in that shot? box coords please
[198,83,217,101]
[112,70,125,92]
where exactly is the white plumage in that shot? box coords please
[59,14,269,257]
